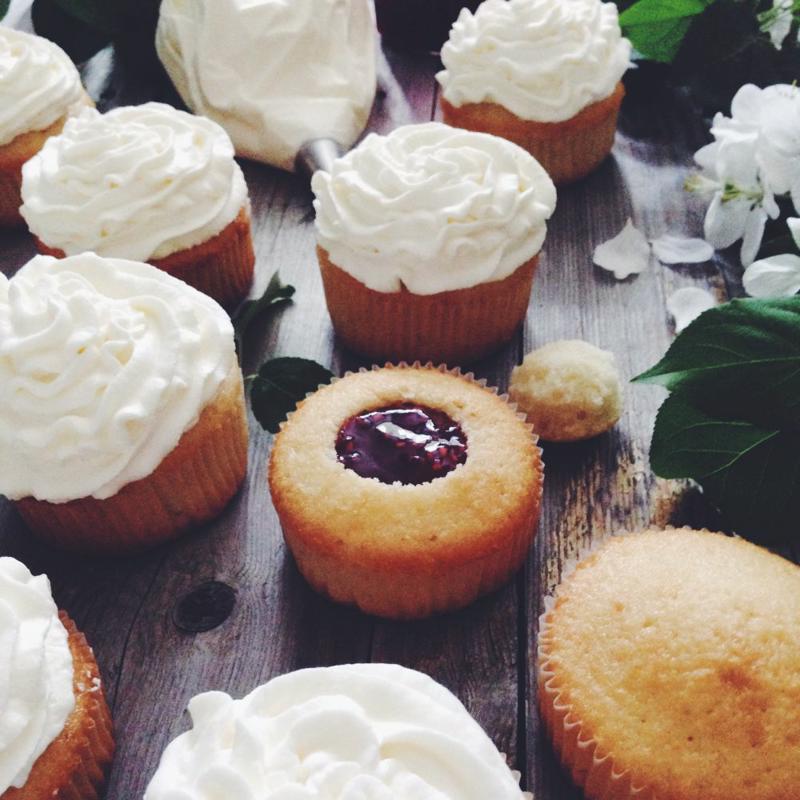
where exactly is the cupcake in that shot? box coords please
[0,253,248,555]
[0,27,92,226]
[312,122,557,364]
[538,529,800,800]
[144,664,528,798]
[20,102,254,308]
[509,340,623,442]
[156,0,377,172]
[268,364,543,619]
[437,0,631,185]
[0,557,114,799]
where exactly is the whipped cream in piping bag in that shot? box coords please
[0,254,236,503]
[437,0,631,123]
[0,27,83,147]
[0,557,74,794]
[312,122,557,294]
[20,102,248,262]
[155,0,378,172]
[144,664,526,800]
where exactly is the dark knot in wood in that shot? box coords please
[173,580,236,633]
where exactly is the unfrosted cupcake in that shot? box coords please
[145,664,528,798]
[269,364,543,619]
[538,529,800,800]
[0,253,248,555]
[438,0,631,185]
[312,122,556,364]
[20,102,253,308]
[0,557,114,800]
[0,27,92,226]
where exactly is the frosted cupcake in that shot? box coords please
[145,664,528,798]
[0,27,92,226]
[20,102,253,308]
[0,557,114,799]
[269,364,543,619]
[0,253,248,555]
[312,122,556,364]
[437,0,631,185]
[538,529,800,800]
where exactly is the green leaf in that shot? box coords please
[649,394,800,541]
[634,297,800,428]
[0,0,11,20]
[50,0,123,34]
[619,0,715,62]
[232,273,295,356]
[250,358,333,434]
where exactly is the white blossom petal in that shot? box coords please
[741,206,768,266]
[788,217,800,249]
[651,235,714,265]
[767,0,793,49]
[704,194,751,249]
[593,219,651,280]
[666,287,717,333]
[743,254,800,297]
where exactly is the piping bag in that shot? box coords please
[155,0,378,181]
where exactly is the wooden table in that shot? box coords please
[2,34,797,800]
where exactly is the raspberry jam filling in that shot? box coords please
[336,404,468,485]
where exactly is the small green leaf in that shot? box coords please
[0,0,11,20]
[649,394,800,542]
[232,272,295,356]
[250,357,333,434]
[619,0,714,62]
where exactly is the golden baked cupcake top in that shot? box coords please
[538,529,800,800]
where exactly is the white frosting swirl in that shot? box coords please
[0,557,74,794]
[155,0,378,172]
[144,664,525,800]
[0,253,236,503]
[20,103,248,261]
[0,27,83,147]
[312,122,557,294]
[437,0,631,123]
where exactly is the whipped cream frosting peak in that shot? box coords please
[437,0,631,123]
[312,122,557,294]
[156,0,377,172]
[20,102,247,261]
[0,27,83,147]
[144,664,526,800]
[0,557,74,793]
[0,253,236,503]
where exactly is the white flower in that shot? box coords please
[593,219,651,279]
[651,234,714,264]
[689,84,798,266]
[764,0,794,49]
[789,216,800,248]
[743,254,800,298]
[666,287,717,333]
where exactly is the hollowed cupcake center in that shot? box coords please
[336,404,468,485]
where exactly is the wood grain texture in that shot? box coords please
[0,35,797,800]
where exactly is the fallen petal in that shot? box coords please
[593,219,651,280]
[666,287,717,333]
[743,254,800,298]
[651,235,714,264]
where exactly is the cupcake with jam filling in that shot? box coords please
[268,363,543,619]
[437,0,631,185]
[0,27,92,226]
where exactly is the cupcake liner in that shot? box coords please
[153,204,255,309]
[536,527,725,800]
[3,612,114,800]
[36,205,255,310]
[318,247,538,366]
[16,366,248,556]
[273,362,544,619]
[442,83,625,186]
